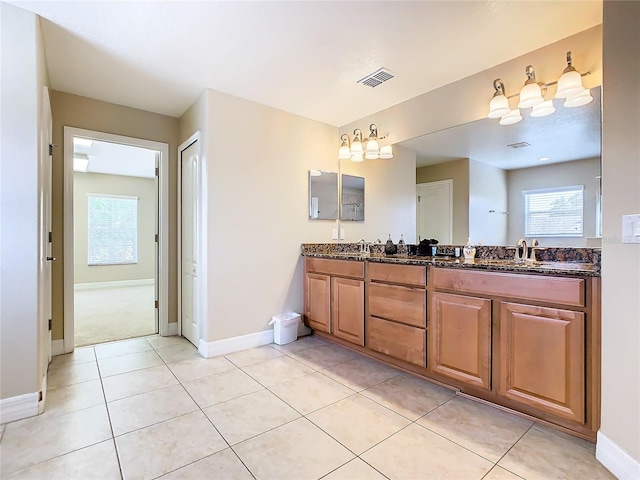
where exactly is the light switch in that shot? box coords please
[622,214,640,244]
[332,229,338,240]
[339,229,345,240]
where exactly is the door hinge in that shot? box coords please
[49,143,54,156]
[48,231,53,243]
[155,167,159,177]
[155,300,159,309]
[155,234,159,243]
[48,319,52,331]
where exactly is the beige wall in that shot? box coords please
[507,157,601,246]
[0,4,48,399]
[73,173,156,284]
[469,160,507,246]
[50,92,179,339]
[416,159,469,244]
[600,0,640,467]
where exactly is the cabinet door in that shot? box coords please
[499,302,585,422]
[332,277,364,346]
[304,273,331,333]
[429,292,492,390]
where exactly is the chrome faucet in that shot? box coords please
[526,238,545,263]
[515,238,527,263]
[357,239,371,254]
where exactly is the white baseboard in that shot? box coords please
[167,322,179,336]
[51,339,65,356]
[597,431,640,479]
[0,392,39,424]
[198,329,274,358]
[74,278,154,291]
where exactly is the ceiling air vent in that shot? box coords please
[357,68,395,88]
[507,142,531,149]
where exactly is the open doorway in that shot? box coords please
[63,128,170,352]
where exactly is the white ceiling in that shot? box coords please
[400,87,601,170]
[10,1,602,127]
[74,139,157,178]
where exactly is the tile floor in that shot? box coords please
[0,335,615,480]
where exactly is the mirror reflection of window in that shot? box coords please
[341,174,365,221]
[309,171,338,220]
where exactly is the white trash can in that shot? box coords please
[270,312,301,345]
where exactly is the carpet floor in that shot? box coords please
[74,285,157,347]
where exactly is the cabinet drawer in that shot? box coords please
[305,257,364,279]
[367,316,426,367]
[431,268,585,307]
[368,283,426,328]
[368,262,426,286]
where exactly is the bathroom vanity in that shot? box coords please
[302,244,601,441]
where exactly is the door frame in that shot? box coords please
[177,132,205,349]
[416,179,453,244]
[63,127,170,353]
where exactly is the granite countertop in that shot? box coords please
[301,244,600,277]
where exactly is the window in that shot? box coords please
[87,194,138,265]
[523,186,584,237]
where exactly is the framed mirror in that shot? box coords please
[309,170,338,220]
[340,174,365,221]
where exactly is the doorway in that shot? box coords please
[416,180,453,244]
[63,128,169,352]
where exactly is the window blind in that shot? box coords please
[523,186,584,237]
[87,194,138,265]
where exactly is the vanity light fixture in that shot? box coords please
[487,51,592,126]
[338,124,393,161]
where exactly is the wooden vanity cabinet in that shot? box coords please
[304,257,364,345]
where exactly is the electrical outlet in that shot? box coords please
[332,229,338,240]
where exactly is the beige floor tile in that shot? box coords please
[242,355,314,387]
[204,389,300,445]
[102,364,178,402]
[362,423,493,480]
[498,426,615,480]
[155,342,200,364]
[94,337,153,360]
[271,335,326,354]
[532,422,597,452]
[45,379,105,418]
[5,440,121,480]
[234,417,354,480]
[116,410,227,480]
[146,334,191,350]
[224,345,284,367]
[1,423,5,441]
[159,448,253,480]
[483,466,524,480]
[308,394,410,454]
[417,396,532,462]
[321,357,401,392]
[167,355,237,383]
[50,347,96,367]
[270,371,355,415]
[361,374,455,420]
[288,344,358,370]
[323,458,388,480]
[47,361,100,388]
[182,368,263,408]
[98,349,163,377]
[108,384,198,436]
[0,405,112,476]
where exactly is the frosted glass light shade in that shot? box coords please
[564,88,593,107]
[499,109,522,126]
[379,145,393,159]
[518,82,544,108]
[531,100,556,117]
[488,94,510,118]
[350,153,364,162]
[338,145,351,160]
[556,70,584,98]
[350,140,363,156]
[365,138,379,159]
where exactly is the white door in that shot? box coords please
[416,180,453,244]
[180,141,199,346]
[40,87,53,371]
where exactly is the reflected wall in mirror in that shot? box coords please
[340,174,365,221]
[309,170,338,220]
[399,86,602,247]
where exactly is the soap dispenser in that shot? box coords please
[463,237,476,261]
[384,234,397,255]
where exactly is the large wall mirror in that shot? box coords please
[309,170,338,220]
[340,174,365,221]
[397,86,602,247]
